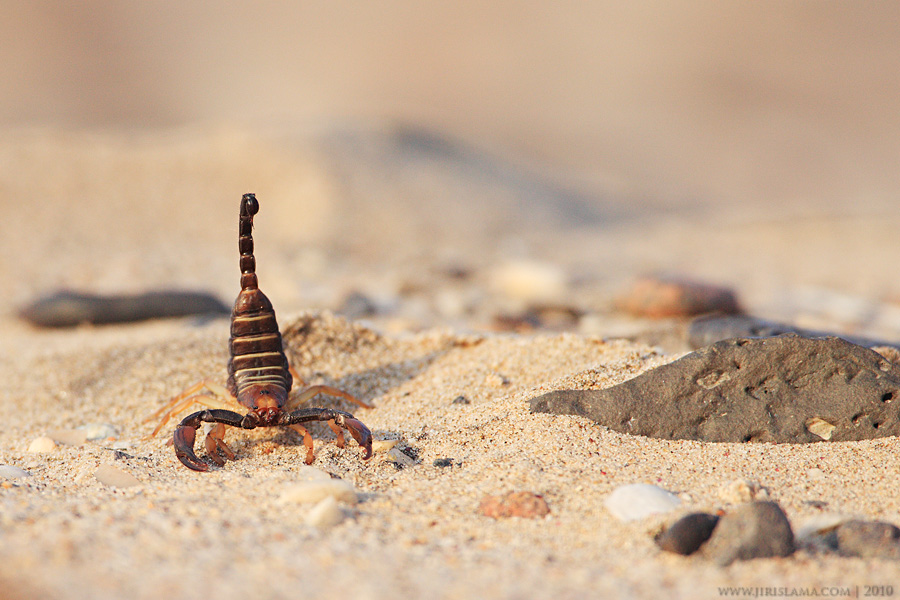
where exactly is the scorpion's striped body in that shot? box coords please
[151,193,373,471]
[227,195,292,419]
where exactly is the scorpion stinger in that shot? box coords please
[151,193,374,471]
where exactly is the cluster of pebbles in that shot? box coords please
[600,481,900,563]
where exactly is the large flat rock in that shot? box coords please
[531,335,900,443]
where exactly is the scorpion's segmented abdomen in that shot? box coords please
[227,288,292,398]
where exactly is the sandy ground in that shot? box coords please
[2,129,900,599]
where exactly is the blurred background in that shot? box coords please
[3,1,900,338]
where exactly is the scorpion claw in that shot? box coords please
[343,417,373,460]
[173,425,209,471]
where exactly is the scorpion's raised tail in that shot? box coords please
[239,193,260,291]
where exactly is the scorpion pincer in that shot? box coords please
[148,193,373,471]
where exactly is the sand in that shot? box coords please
[2,129,900,600]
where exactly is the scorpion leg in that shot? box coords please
[173,409,249,471]
[327,420,346,448]
[288,425,316,464]
[288,369,375,410]
[283,408,373,460]
[146,380,241,439]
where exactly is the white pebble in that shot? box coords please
[604,484,681,522]
[293,466,333,482]
[372,439,400,453]
[806,417,835,441]
[304,496,345,528]
[795,513,853,541]
[718,478,768,504]
[490,260,566,305]
[94,464,141,488]
[79,423,119,441]
[806,467,826,481]
[27,437,57,453]
[277,479,358,505]
[0,465,31,479]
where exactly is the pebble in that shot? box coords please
[703,501,795,565]
[603,484,681,522]
[277,479,358,505]
[27,437,57,453]
[94,464,141,488]
[489,260,566,305]
[0,465,32,479]
[79,423,119,441]
[478,491,550,519]
[656,513,720,555]
[337,291,378,319]
[48,429,88,445]
[304,496,346,529]
[432,458,454,468]
[805,417,836,440]
[795,513,852,544]
[616,275,740,318]
[293,466,333,481]
[836,520,900,559]
[718,479,768,504]
[451,395,471,405]
[386,446,419,468]
[371,439,400,453]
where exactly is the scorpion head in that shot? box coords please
[239,383,288,425]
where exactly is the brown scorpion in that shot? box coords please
[148,193,373,471]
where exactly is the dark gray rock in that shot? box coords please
[19,290,230,327]
[531,335,900,443]
[703,501,795,565]
[836,520,900,559]
[656,513,720,555]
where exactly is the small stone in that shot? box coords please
[432,458,454,468]
[703,501,795,565]
[616,275,740,318]
[48,429,87,445]
[604,484,681,522]
[490,260,567,305]
[0,465,32,479]
[452,395,471,405]
[873,346,900,365]
[277,479,358,505]
[293,466,333,481]
[78,423,119,441]
[337,291,378,319]
[27,437,57,453]
[656,513,720,555]
[795,513,851,543]
[386,446,419,468]
[806,467,826,481]
[304,496,346,529]
[371,439,400,453]
[478,491,550,519]
[485,372,511,387]
[836,520,900,559]
[718,479,768,504]
[94,464,141,488]
[806,417,835,440]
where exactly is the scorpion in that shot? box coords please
[148,193,373,471]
